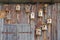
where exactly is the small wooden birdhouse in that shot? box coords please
[4,4,9,12]
[36,28,42,35]
[0,11,6,18]
[31,12,35,20]
[44,4,48,7]
[6,11,11,19]
[16,4,21,11]
[42,24,47,31]
[47,18,52,24]
[25,4,31,13]
[38,9,43,17]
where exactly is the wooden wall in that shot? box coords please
[0,3,60,40]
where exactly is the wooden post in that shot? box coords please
[35,18,42,40]
[37,36,40,40]
[42,24,47,40]
[42,4,48,40]
[43,31,47,40]
[48,24,51,40]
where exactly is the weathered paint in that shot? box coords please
[0,4,60,40]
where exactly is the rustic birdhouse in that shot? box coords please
[47,18,52,24]
[25,5,31,13]
[4,4,9,12]
[44,4,48,7]
[38,9,43,17]
[36,28,42,35]
[5,8,9,12]
[6,11,11,19]
[6,19,11,24]
[16,4,21,11]
[42,24,47,31]
[0,11,6,18]
[31,12,35,20]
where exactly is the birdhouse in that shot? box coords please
[16,4,21,11]
[31,12,35,19]
[36,28,42,35]
[6,11,11,19]
[42,24,47,31]
[47,18,52,24]
[25,5,31,13]
[38,9,43,17]
[4,4,9,12]
[6,19,11,24]
[0,11,6,18]
[44,4,48,7]
[5,8,9,12]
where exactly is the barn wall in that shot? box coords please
[0,3,60,40]
[57,3,60,40]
